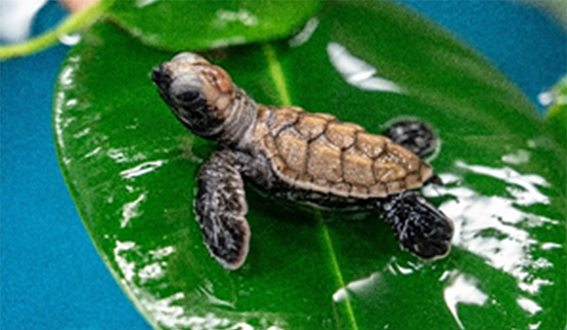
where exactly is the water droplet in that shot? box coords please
[59,32,81,46]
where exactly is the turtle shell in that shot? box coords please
[252,105,434,198]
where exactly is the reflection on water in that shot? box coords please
[54,92,73,152]
[137,262,164,284]
[335,159,558,329]
[443,271,488,330]
[453,161,550,206]
[150,245,175,258]
[333,273,381,303]
[501,149,530,165]
[83,146,101,159]
[423,161,556,296]
[289,18,319,47]
[431,161,556,326]
[386,258,422,276]
[113,240,174,285]
[107,147,147,164]
[327,42,404,93]
[424,161,555,326]
[540,242,562,250]
[113,241,232,328]
[137,290,283,329]
[114,240,137,282]
[58,65,76,86]
[120,160,166,179]
[213,9,258,28]
[517,297,542,315]
[136,0,160,8]
[139,292,235,329]
[120,193,146,228]
[113,235,288,329]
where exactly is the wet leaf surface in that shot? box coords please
[107,0,323,51]
[54,1,566,329]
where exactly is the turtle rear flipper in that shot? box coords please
[383,120,436,158]
[195,150,251,270]
[376,191,453,259]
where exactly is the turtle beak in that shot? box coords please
[152,62,204,100]
[152,64,172,92]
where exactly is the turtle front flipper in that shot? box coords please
[375,191,453,259]
[195,150,251,270]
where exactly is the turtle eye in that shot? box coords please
[207,66,233,93]
[177,90,201,103]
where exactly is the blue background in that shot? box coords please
[1,1,565,329]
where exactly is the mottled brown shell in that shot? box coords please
[252,105,434,198]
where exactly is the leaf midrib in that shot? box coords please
[261,44,359,330]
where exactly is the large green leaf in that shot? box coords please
[54,1,566,329]
[107,0,323,51]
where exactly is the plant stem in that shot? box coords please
[0,0,113,60]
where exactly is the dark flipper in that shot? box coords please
[380,119,451,258]
[375,191,453,259]
[195,150,250,270]
[383,120,436,157]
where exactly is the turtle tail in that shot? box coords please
[374,191,453,259]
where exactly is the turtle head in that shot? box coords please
[152,52,255,143]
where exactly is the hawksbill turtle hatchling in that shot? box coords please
[152,52,454,270]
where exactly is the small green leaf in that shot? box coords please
[545,76,567,150]
[107,0,323,51]
[54,1,566,329]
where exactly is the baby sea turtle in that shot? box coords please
[152,53,453,270]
